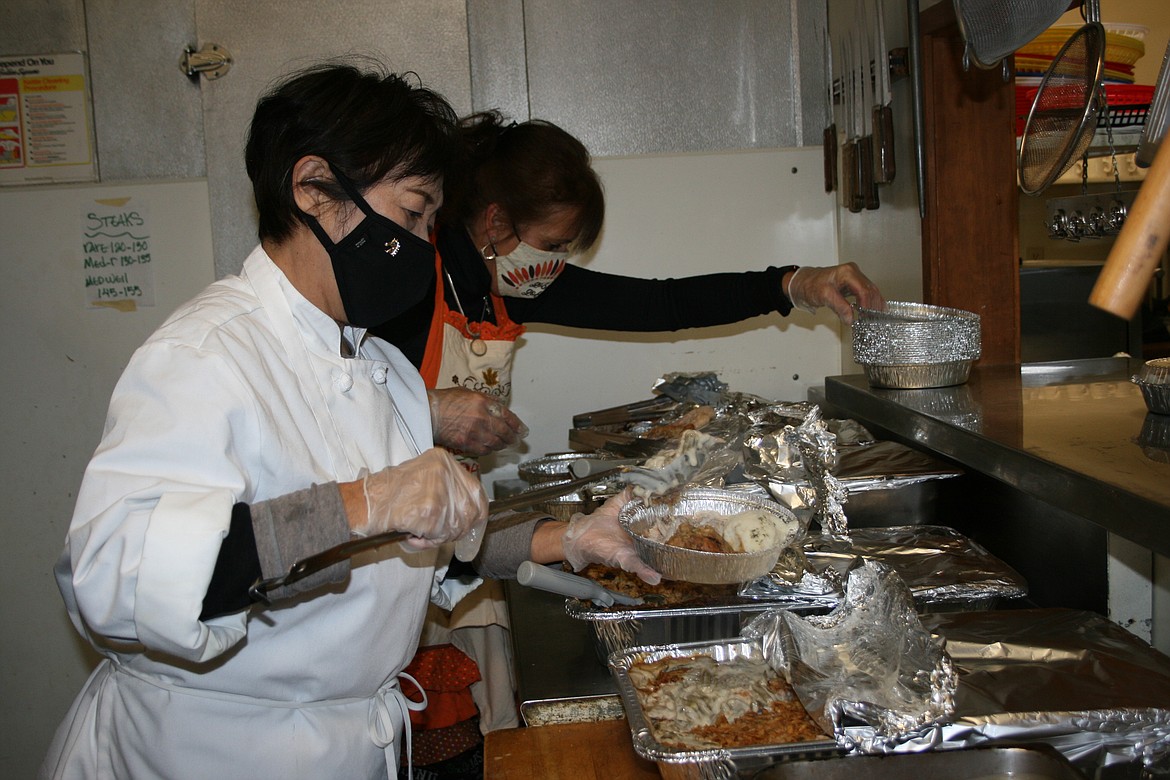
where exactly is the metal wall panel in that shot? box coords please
[467,0,530,119]
[513,0,824,156]
[195,0,473,276]
[0,0,85,54]
[85,0,204,180]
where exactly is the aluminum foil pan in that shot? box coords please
[853,302,981,390]
[517,452,624,485]
[609,638,841,768]
[862,360,974,390]
[620,488,802,585]
[1133,360,1170,415]
[852,301,982,363]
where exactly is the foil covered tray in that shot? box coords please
[741,525,1028,610]
[610,562,956,773]
[568,525,1026,659]
[911,609,1170,777]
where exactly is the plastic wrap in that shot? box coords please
[652,371,730,406]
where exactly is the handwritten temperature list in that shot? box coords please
[81,198,156,310]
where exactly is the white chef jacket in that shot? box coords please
[41,246,442,780]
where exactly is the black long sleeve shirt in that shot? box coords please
[373,222,796,368]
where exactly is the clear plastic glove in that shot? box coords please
[785,263,885,325]
[357,448,488,551]
[562,488,662,585]
[428,387,529,456]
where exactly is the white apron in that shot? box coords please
[41,247,443,779]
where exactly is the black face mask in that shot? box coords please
[303,165,436,329]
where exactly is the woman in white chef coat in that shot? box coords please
[39,60,652,780]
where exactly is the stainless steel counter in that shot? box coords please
[824,357,1170,558]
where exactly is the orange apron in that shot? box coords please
[419,254,525,404]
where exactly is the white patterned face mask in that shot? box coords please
[488,240,570,298]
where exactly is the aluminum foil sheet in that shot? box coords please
[915,609,1170,776]
[653,371,730,406]
[743,561,958,753]
[620,488,803,585]
[517,452,624,485]
[740,525,1028,609]
[778,408,849,539]
[851,301,982,366]
[759,440,963,512]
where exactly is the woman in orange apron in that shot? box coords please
[375,112,884,455]
[373,113,884,768]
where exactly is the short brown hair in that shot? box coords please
[447,111,604,251]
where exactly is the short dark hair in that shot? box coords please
[245,58,461,243]
[448,111,605,251]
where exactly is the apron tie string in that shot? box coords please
[368,672,427,780]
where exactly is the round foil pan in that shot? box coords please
[619,488,799,585]
[1136,357,1170,385]
[852,301,981,366]
[1134,380,1170,415]
[518,452,621,485]
[863,360,974,389]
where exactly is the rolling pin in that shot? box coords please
[1089,136,1170,320]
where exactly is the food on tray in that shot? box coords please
[650,508,783,554]
[575,564,738,607]
[667,523,730,553]
[627,653,826,750]
[640,405,715,440]
[721,509,782,553]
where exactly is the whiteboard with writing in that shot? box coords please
[81,198,155,308]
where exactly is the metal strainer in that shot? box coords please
[1018,1,1107,195]
[953,0,1070,70]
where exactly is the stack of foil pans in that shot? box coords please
[852,301,982,389]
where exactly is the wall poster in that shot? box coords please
[0,52,97,186]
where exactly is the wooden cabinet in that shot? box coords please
[918,3,1022,364]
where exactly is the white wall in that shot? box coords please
[0,180,215,778]
[481,147,854,488]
